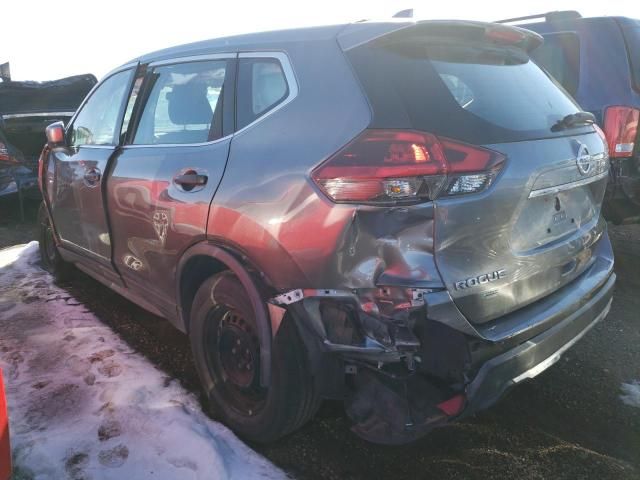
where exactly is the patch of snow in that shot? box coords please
[620,381,640,408]
[0,242,287,479]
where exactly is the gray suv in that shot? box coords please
[38,19,615,444]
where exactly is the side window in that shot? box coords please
[133,60,227,145]
[237,58,289,130]
[120,75,145,141]
[530,32,581,96]
[69,69,133,147]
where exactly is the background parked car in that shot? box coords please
[499,11,640,224]
[0,124,31,199]
[0,74,96,214]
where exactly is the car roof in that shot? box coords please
[131,23,351,65]
[116,19,512,72]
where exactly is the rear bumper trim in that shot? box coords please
[465,271,615,413]
[512,300,610,384]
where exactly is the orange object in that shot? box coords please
[0,369,10,480]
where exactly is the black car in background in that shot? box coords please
[0,74,96,204]
[500,11,640,223]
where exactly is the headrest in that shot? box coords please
[166,83,213,125]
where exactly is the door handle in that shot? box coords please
[174,172,208,190]
[83,167,101,187]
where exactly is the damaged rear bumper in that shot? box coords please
[269,232,615,444]
[464,270,615,415]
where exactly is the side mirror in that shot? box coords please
[45,121,65,148]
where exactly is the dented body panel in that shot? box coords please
[434,133,609,324]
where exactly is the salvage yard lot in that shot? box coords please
[1,198,639,479]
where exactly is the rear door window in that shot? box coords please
[348,39,588,145]
[236,58,289,130]
[133,60,227,145]
[530,32,581,96]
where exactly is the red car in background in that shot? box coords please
[0,368,10,480]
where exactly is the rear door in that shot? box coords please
[48,67,134,272]
[106,55,236,319]
[346,24,609,324]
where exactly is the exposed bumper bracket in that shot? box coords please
[270,287,432,307]
[270,288,355,306]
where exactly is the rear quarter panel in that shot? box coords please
[207,40,373,289]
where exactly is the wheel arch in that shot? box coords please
[176,241,273,386]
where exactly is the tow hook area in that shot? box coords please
[269,287,471,444]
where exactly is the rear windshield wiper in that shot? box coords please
[551,111,596,132]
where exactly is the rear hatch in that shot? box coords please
[345,21,609,324]
[0,74,96,161]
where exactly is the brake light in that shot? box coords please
[312,130,505,204]
[0,142,9,162]
[603,106,639,158]
[484,26,527,45]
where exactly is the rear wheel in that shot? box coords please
[37,202,72,280]
[189,271,320,442]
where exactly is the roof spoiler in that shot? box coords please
[496,10,582,24]
[339,20,544,53]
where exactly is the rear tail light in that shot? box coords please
[436,393,466,416]
[0,142,9,162]
[312,130,505,204]
[603,106,639,158]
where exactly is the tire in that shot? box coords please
[37,202,73,280]
[190,271,320,443]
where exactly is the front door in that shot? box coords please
[106,56,236,320]
[48,68,134,272]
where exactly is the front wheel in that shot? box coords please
[38,202,72,280]
[189,271,320,442]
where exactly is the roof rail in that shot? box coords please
[496,10,582,24]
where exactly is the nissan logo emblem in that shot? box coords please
[576,143,592,175]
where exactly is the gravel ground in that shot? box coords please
[2,198,639,479]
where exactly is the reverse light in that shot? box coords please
[603,106,639,158]
[312,130,505,204]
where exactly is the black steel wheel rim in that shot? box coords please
[204,305,266,417]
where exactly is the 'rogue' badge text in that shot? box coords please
[454,269,507,290]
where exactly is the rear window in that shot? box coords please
[619,20,640,92]
[347,39,589,145]
[530,32,580,96]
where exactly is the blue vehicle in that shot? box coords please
[499,11,640,223]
